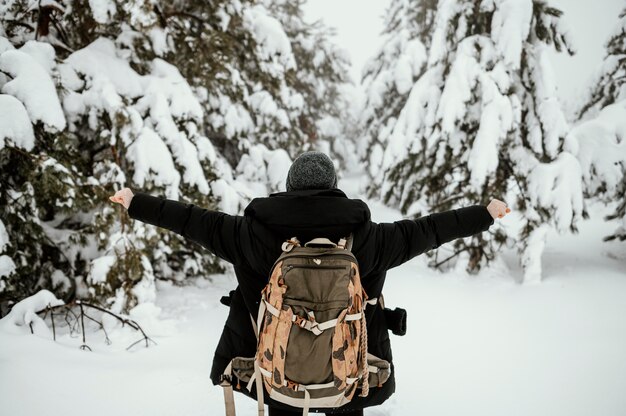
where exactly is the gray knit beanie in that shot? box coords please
[286,151,338,192]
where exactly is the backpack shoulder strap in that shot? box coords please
[338,233,354,251]
[281,236,300,252]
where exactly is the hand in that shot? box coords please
[109,188,134,210]
[487,198,510,220]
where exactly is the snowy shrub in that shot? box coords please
[361,0,584,282]
[0,289,64,337]
[0,289,158,351]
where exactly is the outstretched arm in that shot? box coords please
[371,199,509,271]
[110,188,247,266]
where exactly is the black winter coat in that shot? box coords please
[127,187,494,412]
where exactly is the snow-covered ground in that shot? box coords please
[1,173,625,416]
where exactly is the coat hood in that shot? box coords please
[243,188,371,240]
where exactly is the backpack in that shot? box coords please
[220,235,391,416]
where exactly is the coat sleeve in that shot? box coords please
[372,205,494,272]
[127,192,247,266]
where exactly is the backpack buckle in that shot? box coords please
[281,237,300,252]
[293,315,307,328]
[218,373,232,386]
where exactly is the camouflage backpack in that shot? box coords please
[220,235,391,416]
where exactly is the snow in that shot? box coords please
[223,103,255,138]
[490,0,532,69]
[529,44,570,158]
[17,41,56,74]
[0,219,9,252]
[0,255,16,282]
[545,0,623,108]
[236,144,291,193]
[122,0,158,28]
[571,100,626,196]
[514,150,584,236]
[520,224,550,284]
[148,27,170,56]
[405,39,427,76]
[244,5,296,69]
[50,269,71,292]
[467,64,515,190]
[0,289,64,336]
[62,37,144,100]
[265,149,291,190]
[428,0,461,66]
[316,115,343,138]
[0,2,623,414]
[211,178,245,215]
[437,37,483,134]
[0,94,35,151]
[364,70,391,109]
[1,174,625,416]
[89,0,117,24]
[127,301,177,336]
[130,255,156,305]
[87,255,117,285]
[248,90,279,117]
[138,59,209,195]
[0,36,14,54]
[0,47,66,132]
[194,136,217,163]
[393,54,414,95]
[148,59,203,121]
[126,127,181,199]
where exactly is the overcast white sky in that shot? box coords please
[302,0,624,112]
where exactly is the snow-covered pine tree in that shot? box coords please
[571,9,626,242]
[0,0,235,314]
[0,24,77,318]
[140,0,353,192]
[578,8,626,120]
[0,0,355,314]
[265,0,354,169]
[152,0,300,174]
[362,0,584,283]
[360,0,437,183]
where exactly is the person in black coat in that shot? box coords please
[110,151,510,416]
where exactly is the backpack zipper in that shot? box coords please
[271,253,357,273]
[285,264,348,271]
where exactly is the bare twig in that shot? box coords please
[36,300,155,351]
[432,247,467,269]
[50,308,56,341]
[78,301,90,350]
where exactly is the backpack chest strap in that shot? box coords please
[262,298,362,336]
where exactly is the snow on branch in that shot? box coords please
[243,5,295,70]
[0,94,35,150]
[0,44,66,132]
[571,100,626,197]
